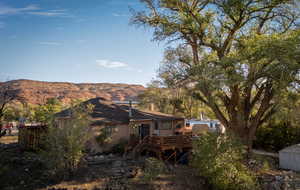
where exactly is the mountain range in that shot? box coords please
[0,79,145,105]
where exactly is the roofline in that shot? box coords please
[130,119,153,122]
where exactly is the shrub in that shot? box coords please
[42,103,92,177]
[192,133,258,190]
[254,121,300,152]
[95,126,117,146]
[141,157,167,183]
[110,139,128,155]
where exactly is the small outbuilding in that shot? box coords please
[279,144,300,172]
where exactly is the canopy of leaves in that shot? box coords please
[132,0,300,148]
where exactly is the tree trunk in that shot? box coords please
[0,124,6,139]
[227,120,259,156]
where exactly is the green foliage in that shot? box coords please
[138,80,213,119]
[141,157,167,183]
[33,98,63,124]
[192,133,258,190]
[254,91,300,151]
[254,121,300,152]
[1,98,63,124]
[42,102,92,177]
[109,139,128,155]
[95,125,117,146]
[3,107,19,121]
[132,0,300,149]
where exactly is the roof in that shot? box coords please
[56,97,184,125]
[280,144,300,154]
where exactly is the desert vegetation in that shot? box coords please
[1,0,300,190]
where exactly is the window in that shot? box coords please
[104,126,113,136]
[176,124,182,129]
[154,121,159,130]
[160,121,172,130]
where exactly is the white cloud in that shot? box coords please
[112,13,128,17]
[0,4,70,17]
[38,42,62,46]
[96,60,128,69]
[28,9,70,17]
[0,4,39,15]
[28,12,65,17]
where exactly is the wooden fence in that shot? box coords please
[18,125,48,150]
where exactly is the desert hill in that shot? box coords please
[0,79,145,105]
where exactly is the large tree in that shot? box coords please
[132,0,300,150]
[0,84,22,138]
[139,79,211,118]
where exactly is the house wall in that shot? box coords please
[88,124,130,153]
[129,119,185,137]
[56,118,130,153]
[129,120,154,136]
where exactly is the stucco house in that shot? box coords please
[56,97,185,152]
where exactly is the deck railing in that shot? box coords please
[128,134,193,149]
[147,134,192,148]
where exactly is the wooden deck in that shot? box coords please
[126,134,193,161]
[144,134,192,151]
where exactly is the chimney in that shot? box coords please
[129,100,132,118]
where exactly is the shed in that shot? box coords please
[279,144,300,171]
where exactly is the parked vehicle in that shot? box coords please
[186,119,225,136]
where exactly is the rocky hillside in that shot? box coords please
[0,79,145,105]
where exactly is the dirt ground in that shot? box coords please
[0,135,18,144]
[0,135,207,190]
[2,134,299,190]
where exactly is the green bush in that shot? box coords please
[254,121,300,152]
[42,103,92,178]
[192,133,258,190]
[110,139,128,155]
[142,157,167,183]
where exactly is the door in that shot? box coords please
[139,124,150,140]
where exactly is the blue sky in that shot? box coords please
[0,0,165,85]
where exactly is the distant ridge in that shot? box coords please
[0,79,145,105]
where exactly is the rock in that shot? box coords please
[112,160,123,168]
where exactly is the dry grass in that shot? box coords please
[0,134,208,190]
[0,135,18,144]
[38,179,107,190]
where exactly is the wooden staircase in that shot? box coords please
[124,136,149,158]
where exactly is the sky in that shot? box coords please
[0,0,166,86]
